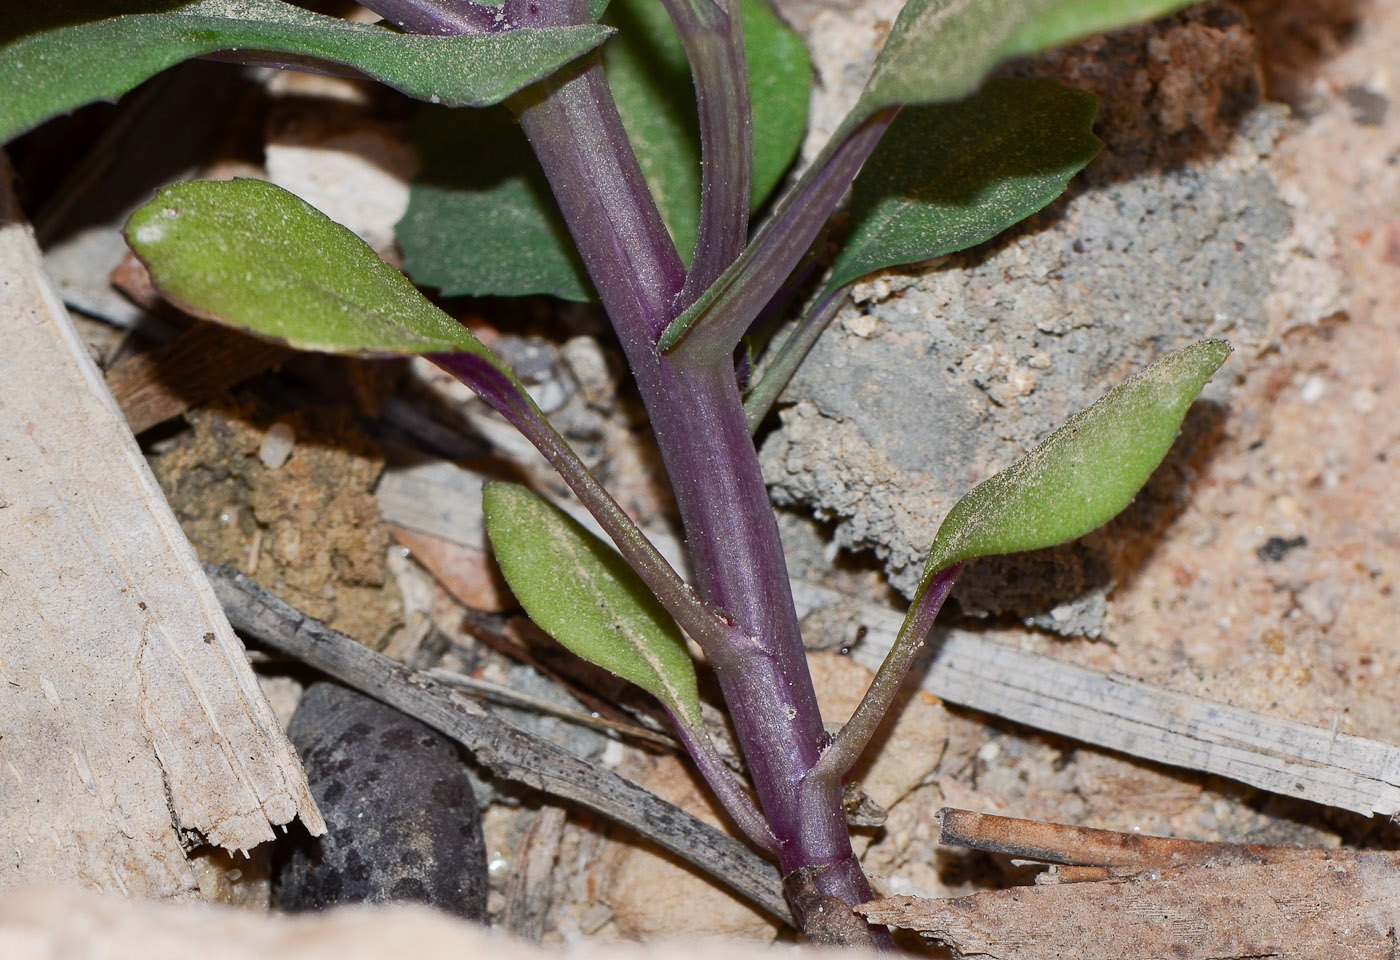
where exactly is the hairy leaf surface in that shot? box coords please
[483,482,702,724]
[858,0,1194,117]
[125,178,507,362]
[921,340,1231,580]
[827,78,1099,294]
[1,0,609,143]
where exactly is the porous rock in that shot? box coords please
[279,682,489,920]
[761,3,1341,634]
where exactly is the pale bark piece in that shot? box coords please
[859,854,1400,960]
[0,157,322,898]
[792,580,1400,819]
[502,805,568,942]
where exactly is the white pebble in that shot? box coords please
[259,422,295,469]
[1299,375,1327,404]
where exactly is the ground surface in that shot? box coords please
[25,0,1398,948]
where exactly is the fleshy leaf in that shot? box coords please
[124,178,507,362]
[483,482,702,724]
[858,0,1195,117]
[399,105,594,301]
[1,0,610,143]
[826,78,1099,295]
[921,340,1231,579]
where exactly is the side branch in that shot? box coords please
[429,352,736,658]
[661,106,898,361]
[670,715,778,855]
[809,563,962,786]
[661,0,754,308]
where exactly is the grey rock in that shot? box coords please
[761,5,1316,635]
[279,682,488,920]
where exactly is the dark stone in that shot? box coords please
[1343,85,1389,126]
[1257,535,1308,563]
[278,682,489,920]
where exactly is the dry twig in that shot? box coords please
[858,809,1400,959]
[206,564,790,923]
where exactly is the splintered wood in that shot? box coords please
[105,321,291,434]
[0,156,322,898]
[858,809,1400,960]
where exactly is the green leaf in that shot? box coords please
[483,482,702,724]
[603,0,699,260]
[399,105,595,301]
[396,0,810,295]
[921,339,1230,579]
[606,0,811,260]
[1,0,610,143]
[124,178,506,361]
[743,0,812,212]
[826,78,1099,294]
[858,0,1194,118]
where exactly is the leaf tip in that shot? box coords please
[918,337,1233,586]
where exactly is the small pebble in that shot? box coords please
[259,422,295,469]
[1299,375,1327,404]
[279,682,489,920]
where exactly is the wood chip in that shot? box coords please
[936,807,1329,869]
[386,524,512,612]
[860,849,1400,959]
[0,157,322,897]
[502,805,569,942]
[106,321,291,433]
[866,810,1400,957]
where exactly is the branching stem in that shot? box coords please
[669,712,779,855]
[429,352,736,660]
[661,106,899,361]
[744,286,845,432]
[659,0,753,308]
[809,563,963,787]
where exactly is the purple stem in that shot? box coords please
[507,2,686,343]
[660,0,754,309]
[357,0,500,34]
[743,286,844,432]
[668,711,778,855]
[429,351,735,658]
[662,106,899,361]
[508,4,876,926]
[809,563,963,787]
[388,0,887,934]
